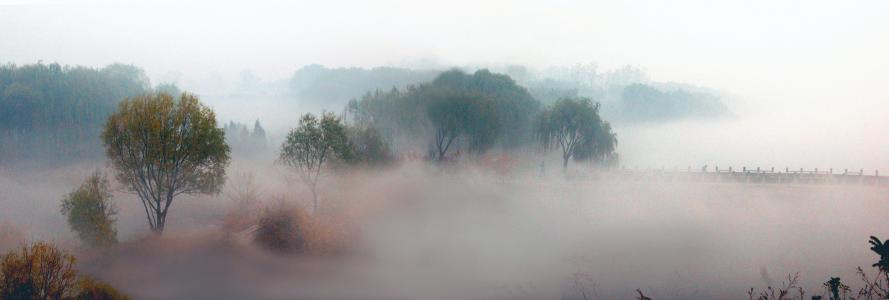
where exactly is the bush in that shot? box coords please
[222,172,262,233]
[0,241,78,299]
[73,276,130,300]
[61,172,117,247]
[0,242,129,300]
[253,201,309,253]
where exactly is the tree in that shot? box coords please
[347,125,393,166]
[102,92,230,234]
[536,97,617,170]
[427,88,499,161]
[279,112,351,214]
[0,242,129,300]
[60,172,117,247]
[0,242,77,299]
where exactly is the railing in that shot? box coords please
[603,166,887,186]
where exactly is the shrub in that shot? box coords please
[61,172,117,247]
[222,172,262,233]
[0,242,129,300]
[0,242,78,299]
[73,276,130,300]
[253,200,309,253]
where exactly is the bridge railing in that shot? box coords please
[608,166,886,186]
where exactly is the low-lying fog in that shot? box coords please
[2,162,886,299]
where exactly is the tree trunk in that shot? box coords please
[310,184,318,215]
[562,153,570,171]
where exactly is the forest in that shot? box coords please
[0,63,149,165]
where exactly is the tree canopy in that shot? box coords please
[279,112,352,214]
[60,172,117,247]
[102,92,230,234]
[536,97,618,170]
[346,69,540,159]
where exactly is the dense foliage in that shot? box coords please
[0,242,129,300]
[290,64,438,112]
[346,69,541,159]
[536,97,618,169]
[279,112,352,213]
[0,242,78,299]
[0,63,149,165]
[61,172,118,247]
[102,92,230,234]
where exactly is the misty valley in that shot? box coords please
[2,2,889,298]
[0,61,886,300]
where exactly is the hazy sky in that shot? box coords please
[2,1,886,88]
[2,0,889,169]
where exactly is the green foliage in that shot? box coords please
[346,69,540,158]
[0,242,78,300]
[61,172,117,247]
[290,64,438,112]
[0,62,149,164]
[536,97,618,170]
[346,125,393,166]
[279,112,351,213]
[427,88,499,160]
[102,92,231,234]
[621,83,726,122]
[432,69,539,149]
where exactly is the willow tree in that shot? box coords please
[279,112,351,214]
[536,97,617,170]
[102,92,230,234]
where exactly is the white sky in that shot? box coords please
[2,0,889,169]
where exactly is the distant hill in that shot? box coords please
[288,64,439,113]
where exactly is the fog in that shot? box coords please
[1,163,887,299]
[2,1,889,299]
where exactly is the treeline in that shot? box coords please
[620,83,727,122]
[289,64,438,112]
[0,62,150,165]
[493,64,728,122]
[345,69,617,167]
[289,64,729,124]
[223,120,269,157]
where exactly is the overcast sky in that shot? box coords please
[2,0,889,169]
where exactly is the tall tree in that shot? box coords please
[279,112,351,214]
[427,88,499,161]
[536,97,617,170]
[102,92,230,234]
